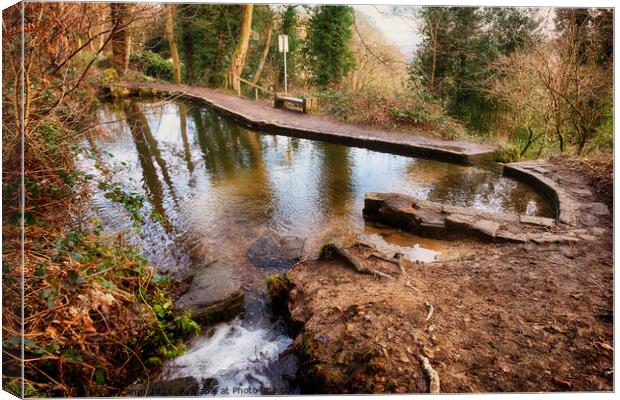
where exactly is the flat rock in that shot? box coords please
[445,213,476,230]
[529,234,580,244]
[174,261,244,324]
[472,219,500,237]
[583,202,610,216]
[571,188,593,197]
[246,234,305,268]
[496,230,528,243]
[519,215,555,228]
[590,227,607,236]
[577,234,597,241]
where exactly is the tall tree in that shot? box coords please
[252,15,273,84]
[228,4,254,91]
[411,7,538,131]
[165,4,182,84]
[110,3,132,76]
[176,4,242,86]
[305,6,356,87]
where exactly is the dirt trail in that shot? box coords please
[283,158,613,393]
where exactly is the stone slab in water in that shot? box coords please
[363,192,583,245]
[174,261,244,324]
[246,234,305,268]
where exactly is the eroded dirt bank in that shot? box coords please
[277,157,613,393]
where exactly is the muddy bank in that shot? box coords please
[274,158,613,393]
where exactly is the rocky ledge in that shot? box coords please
[363,192,584,244]
[174,261,244,324]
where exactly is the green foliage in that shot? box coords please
[412,7,539,132]
[140,288,201,366]
[102,68,120,84]
[176,4,242,86]
[305,6,356,87]
[129,51,175,81]
[495,142,520,163]
[99,182,145,230]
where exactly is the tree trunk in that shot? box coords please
[429,16,438,93]
[165,4,182,84]
[110,3,131,77]
[183,34,195,83]
[228,4,253,91]
[252,18,273,85]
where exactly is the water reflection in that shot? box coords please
[86,99,553,275]
[84,98,554,391]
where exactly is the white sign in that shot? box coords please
[278,34,289,53]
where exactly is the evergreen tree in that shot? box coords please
[305,6,356,87]
[411,7,539,131]
[280,5,300,84]
[176,4,242,86]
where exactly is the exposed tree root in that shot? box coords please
[322,243,393,280]
[419,355,441,393]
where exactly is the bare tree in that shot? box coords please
[228,4,253,91]
[110,3,131,76]
[252,16,273,85]
[165,3,182,84]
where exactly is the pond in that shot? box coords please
[83,99,553,394]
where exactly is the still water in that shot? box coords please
[84,99,552,393]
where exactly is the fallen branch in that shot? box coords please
[322,243,393,280]
[419,355,441,393]
[425,301,434,321]
[404,282,419,292]
[369,253,399,265]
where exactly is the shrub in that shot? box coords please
[317,88,467,140]
[495,142,521,163]
[129,51,174,81]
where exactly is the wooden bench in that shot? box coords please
[274,94,317,113]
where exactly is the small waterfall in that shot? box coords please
[160,318,296,395]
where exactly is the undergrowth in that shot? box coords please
[2,106,199,396]
[316,87,468,140]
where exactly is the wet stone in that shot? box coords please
[174,261,244,324]
[246,234,305,268]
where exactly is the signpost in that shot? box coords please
[278,34,289,94]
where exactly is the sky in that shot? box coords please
[354,5,421,60]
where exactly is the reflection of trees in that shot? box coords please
[178,102,194,174]
[190,107,273,217]
[123,101,174,232]
[413,158,534,214]
[318,143,353,216]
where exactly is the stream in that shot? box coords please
[82,99,553,395]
